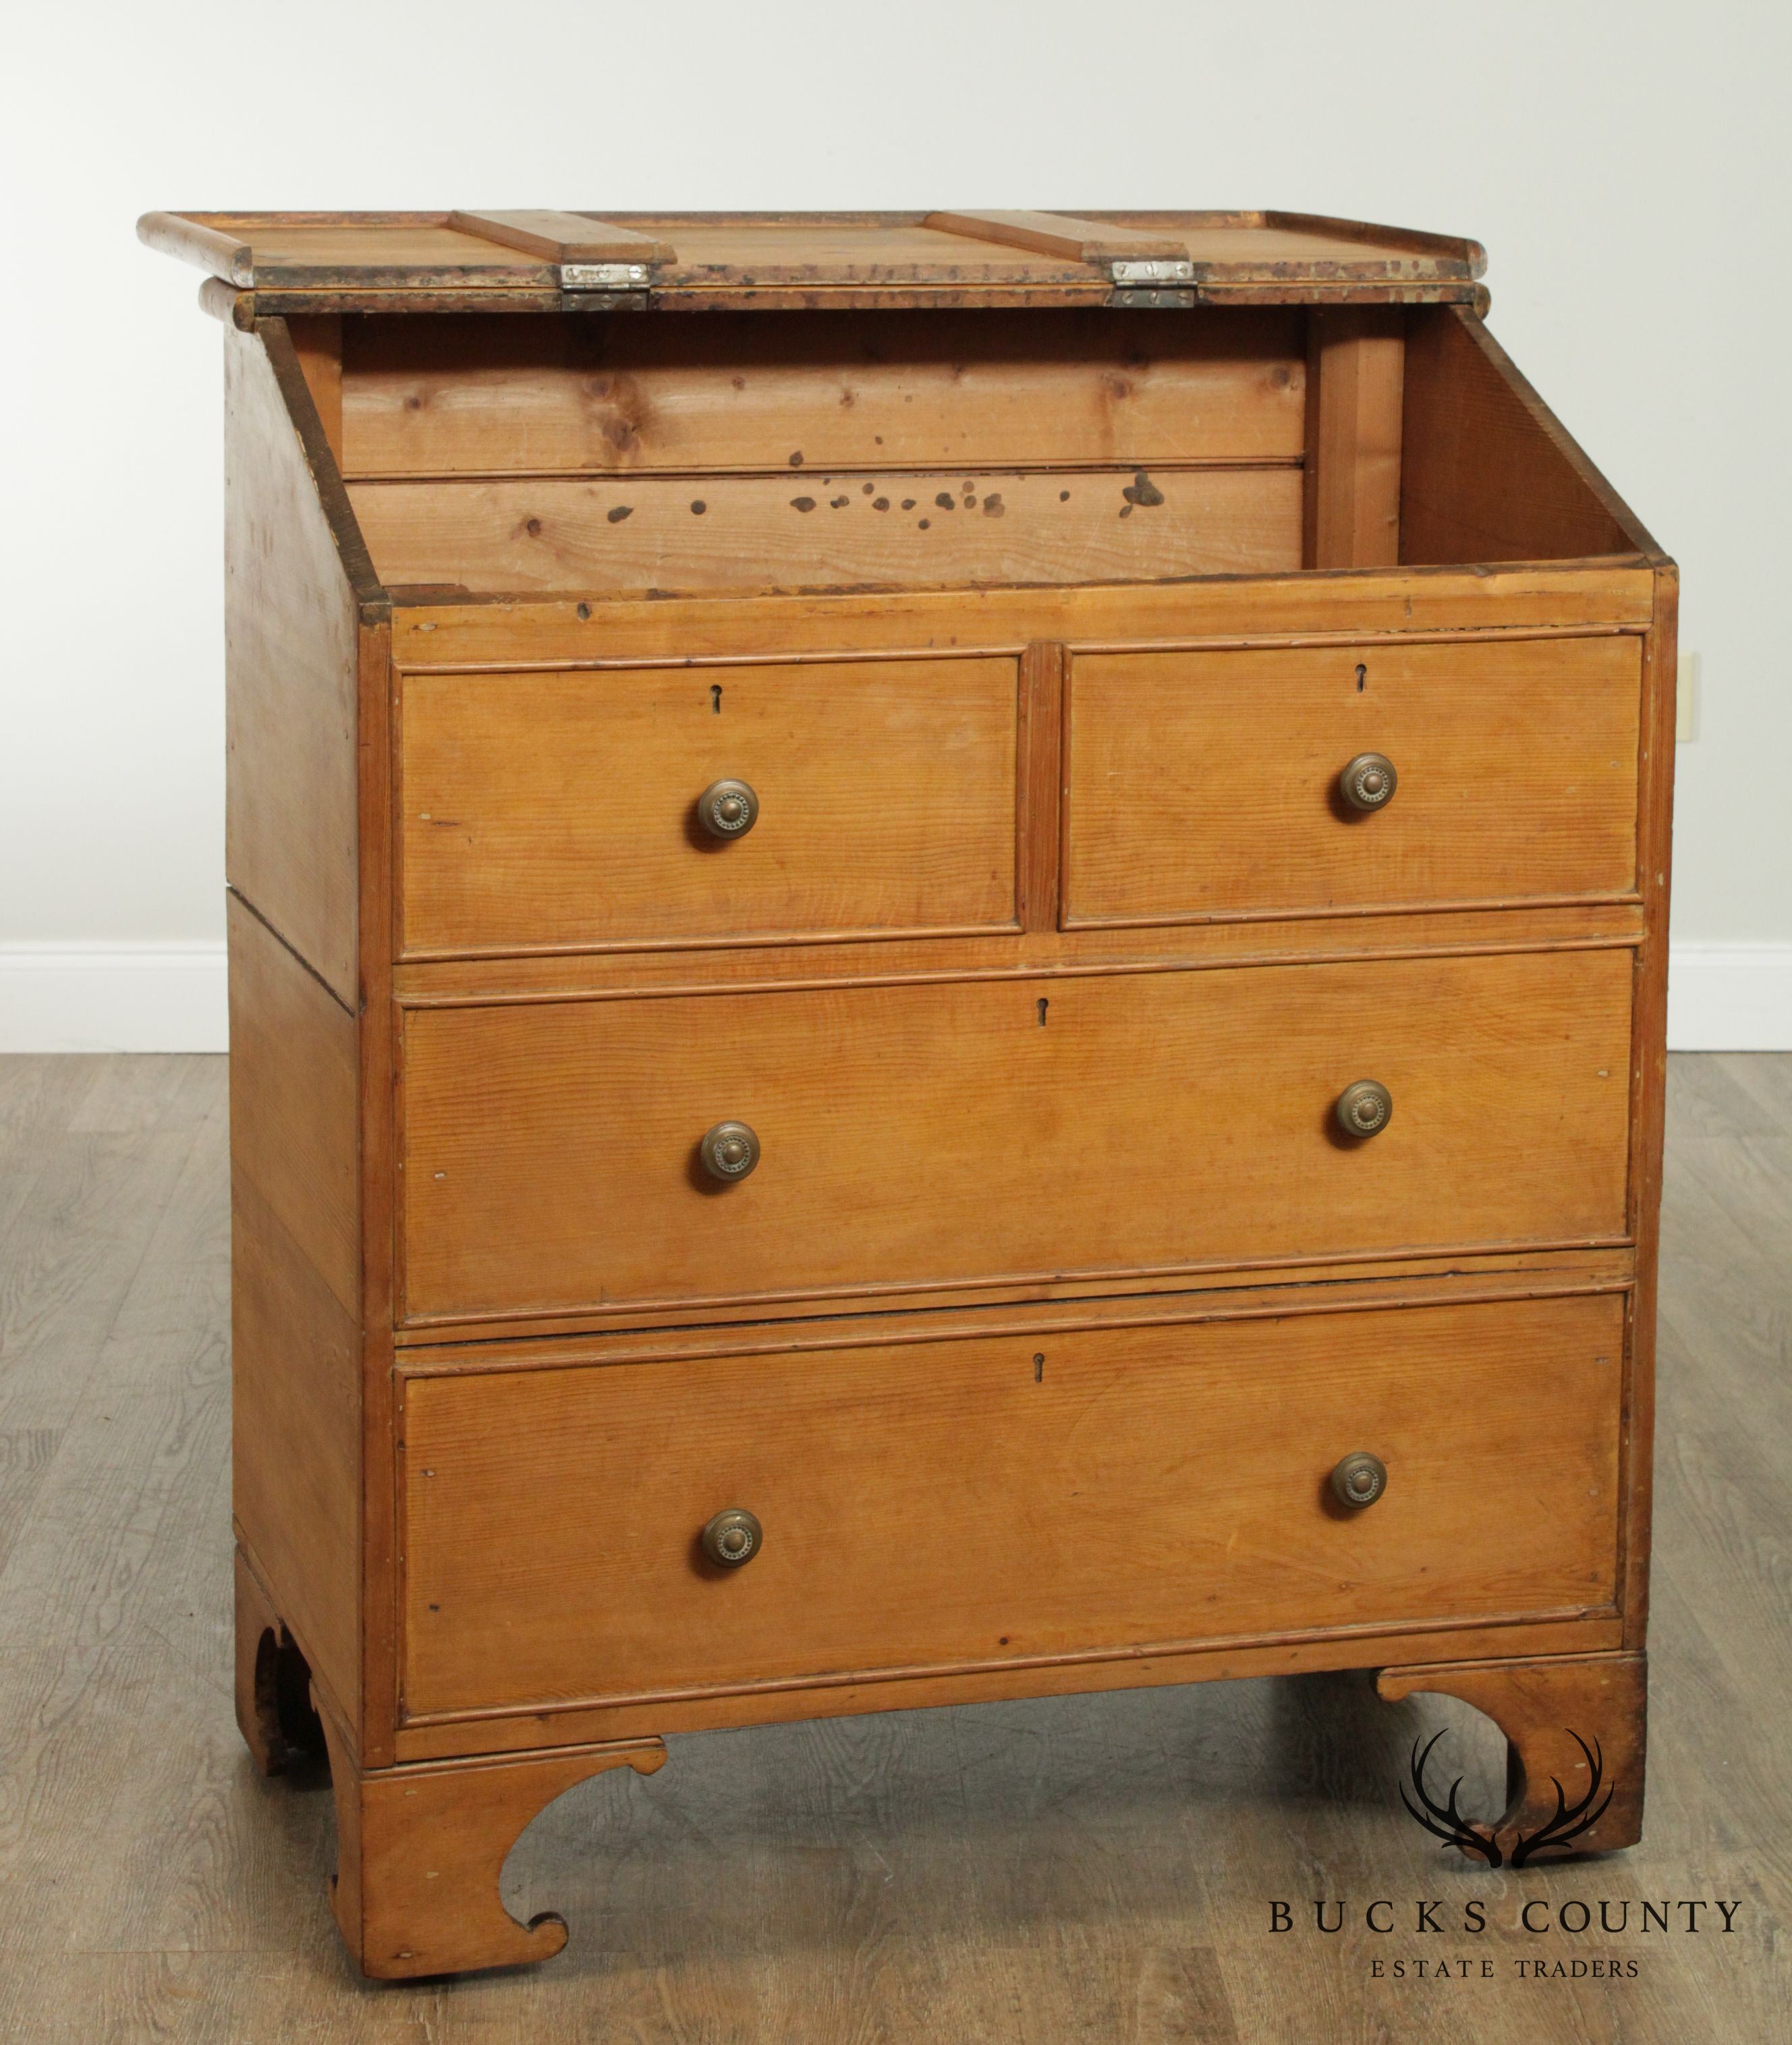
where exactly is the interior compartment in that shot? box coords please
[288,304,1650,602]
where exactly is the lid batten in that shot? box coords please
[922,209,1192,267]
[447,210,677,266]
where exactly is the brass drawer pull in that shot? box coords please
[1339,752,1397,811]
[702,1507,762,1568]
[700,1120,761,1182]
[698,778,760,839]
[1331,1453,1387,1509]
[1335,1079,1393,1138]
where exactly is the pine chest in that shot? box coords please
[140,206,1674,1978]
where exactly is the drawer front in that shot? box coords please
[400,1295,1625,1718]
[399,654,1019,955]
[399,947,1633,1323]
[1063,634,1641,926]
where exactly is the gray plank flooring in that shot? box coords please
[0,1053,1786,2042]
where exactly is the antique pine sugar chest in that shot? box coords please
[139,206,1674,1979]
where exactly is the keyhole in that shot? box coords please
[1355,663,1368,692]
[1036,997,1049,1027]
[710,683,723,713]
[1034,1353,1045,1382]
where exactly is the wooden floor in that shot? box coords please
[0,1053,1786,2042]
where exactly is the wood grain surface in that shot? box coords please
[341,309,1306,477]
[399,1294,1623,1718]
[223,324,367,1001]
[1303,307,1404,568]
[398,655,1021,955]
[388,562,1656,668]
[1063,631,1642,924]
[1401,308,1657,564]
[397,947,1634,1324]
[349,464,1306,597]
[226,897,362,1721]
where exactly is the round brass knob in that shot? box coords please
[702,1507,762,1568]
[700,1120,761,1182]
[1339,752,1398,812]
[698,778,759,839]
[1331,1452,1388,1510]
[1335,1079,1393,1139]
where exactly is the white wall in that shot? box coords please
[4,0,1787,1049]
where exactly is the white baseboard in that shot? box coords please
[1668,943,1792,1051]
[0,943,228,1053]
[1,938,1788,1056]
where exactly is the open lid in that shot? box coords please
[138,208,1488,314]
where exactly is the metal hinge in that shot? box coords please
[559,261,652,290]
[1110,258,1196,285]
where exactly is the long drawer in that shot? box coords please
[1063,632,1642,926]
[398,653,1020,955]
[398,947,1633,1324]
[399,1294,1625,1719]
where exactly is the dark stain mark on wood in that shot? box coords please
[934,492,955,511]
[901,499,916,510]
[691,499,707,515]
[576,602,590,620]
[789,451,804,468]
[982,493,1005,517]
[831,495,850,508]
[873,497,890,511]
[607,505,633,524]
[791,496,816,513]
[1123,471,1165,507]
[862,482,875,494]
[1059,488,1071,501]
[526,517,542,536]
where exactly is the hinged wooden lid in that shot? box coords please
[138,208,1487,315]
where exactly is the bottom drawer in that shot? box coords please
[399,1294,1623,1720]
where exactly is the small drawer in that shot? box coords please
[399,1293,1624,1719]
[397,946,1633,1325]
[397,653,1021,955]
[1063,633,1642,926]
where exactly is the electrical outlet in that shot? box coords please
[1676,652,1700,743]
